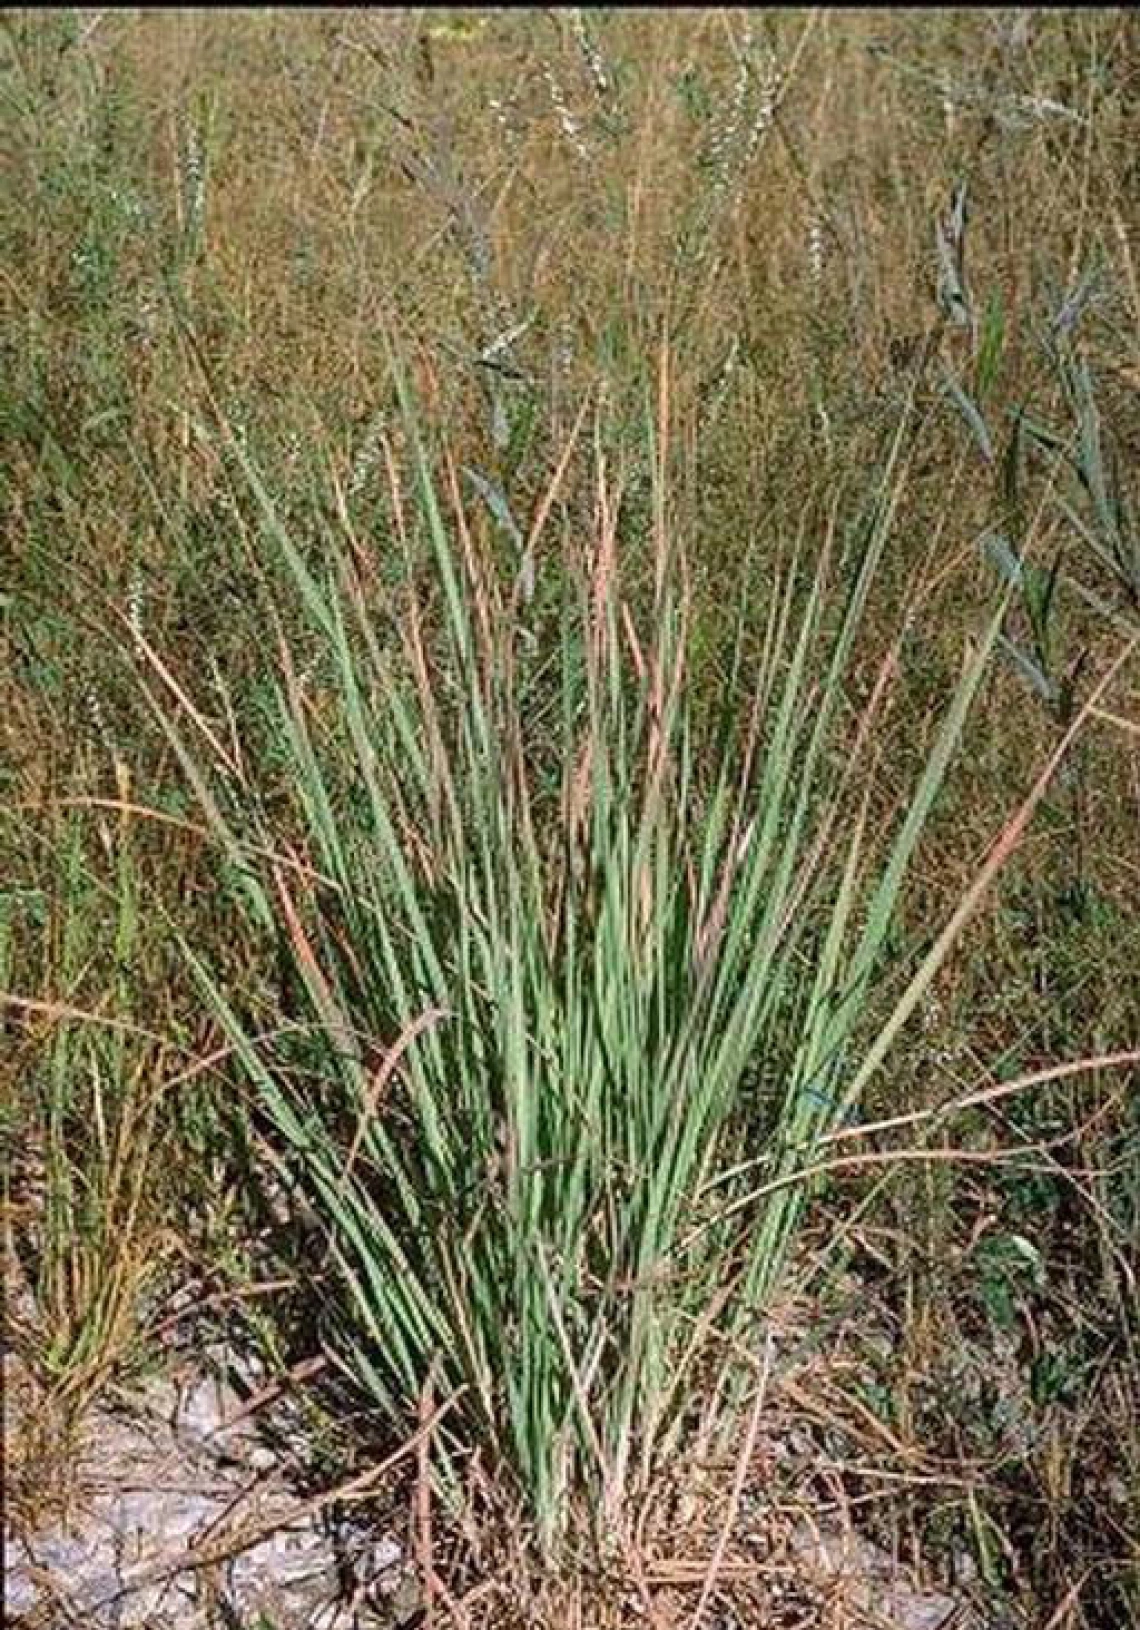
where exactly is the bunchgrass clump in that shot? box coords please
[147,348,1023,1568]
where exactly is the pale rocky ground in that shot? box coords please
[4,1343,412,1630]
[4,1316,976,1630]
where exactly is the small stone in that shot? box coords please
[3,1538,39,1617]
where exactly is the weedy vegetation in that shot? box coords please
[3,8,1139,1627]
